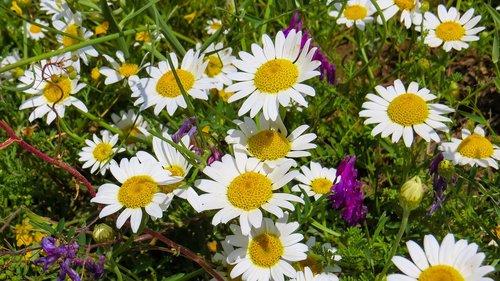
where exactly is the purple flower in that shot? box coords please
[329,156,367,226]
[172,117,197,143]
[283,12,336,84]
[35,237,81,281]
[207,145,222,166]
[427,153,456,215]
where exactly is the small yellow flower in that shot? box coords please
[95,21,109,36]
[91,67,101,80]
[184,11,196,24]
[135,31,151,43]
[202,125,210,133]
[495,225,500,239]
[207,240,217,253]
[11,1,22,15]
[15,218,35,247]
[23,251,33,262]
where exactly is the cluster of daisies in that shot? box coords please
[3,0,498,280]
[329,0,485,52]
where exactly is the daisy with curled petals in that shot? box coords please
[439,125,500,169]
[201,42,237,90]
[225,29,320,121]
[225,215,308,281]
[196,153,303,235]
[376,0,423,29]
[292,162,337,201]
[130,49,215,115]
[18,55,88,125]
[26,19,48,41]
[99,51,145,85]
[359,79,454,147]
[78,130,125,175]
[328,0,376,30]
[225,114,317,168]
[387,233,495,281]
[422,5,485,52]
[136,133,203,212]
[90,157,181,233]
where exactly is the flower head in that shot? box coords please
[359,79,454,147]
[422,5,485,52]
[0,49,22,82]
[200,42,237,90]
[292,162,338,200]
[205,18,228,35]
[329,0,376,30]
[26,19,48,41]
[388,233,495,280]
[99,51,145,85]
[79,130,125,175]
[34,237,80,281]
[377,0,423,28]
[329,156,367,226]
[399,176,425,212]
[111,109,150,146]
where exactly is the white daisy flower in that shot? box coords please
[99,51,145,85]
[359,79,454,147]
[52,9,98,66]
[226,30,320,121]
[209,241,236,281]
[90,157,180,233]
[78,130,125,175]
[130,49,215,116]
[225,114,317,168]
[376,0,423,29]
[329,0,376,30]
[225,215,308,281]
[292,267,339,281]
[201,42,237,90]
[18,54,88,124]
[292,162,337,200]
[422,5,485,52]
[136,133,203,212]
[111,109,150,140]
[40,0,69,20]
[388,233,495,281]
[205,18,228,35]
[26,19,48,41]
[196,153,303,235]
[439,125,500,169]
[0,49,22,82]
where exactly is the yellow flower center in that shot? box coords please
[418,265,464,281]
[254,59,299,94]
[394,0,415,10]
[92,142,113,162]
[210,21,222,30]
[62,24,81,47]
[156,69,195,98]
[295,254,323,275]
[310,178,333,195]
[249,233,284,267]
[29,24,42,34]
[205,55,223,77]
[387,93,429,126]
[457,134,494,159]
[119,63,139,78]
[43,75,72,104]
[344,5,368,20]
[247,130,291,161]
[118,175,158,209]
[435,21,465,42]
[159,165,185,194]
[123,125,142,137]
[227,172,273,211]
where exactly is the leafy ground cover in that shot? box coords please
[0,0,499,280]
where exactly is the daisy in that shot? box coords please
[422,5,485,52]
[292,162,337,200]
[376,0,423,29]
[0,49,22,82]
[111,109,150,141]
[78,130,125,175]
[99,51,145,85]
[136,133,203,212]
[388,233,495,281]
[439,125,500,169]
[26,19,49,41]
[196,153,303,235]
[52,8,98,66]
[18,54,88,124]
[225,215,308,281]
[328,0,376,30]
[205,18,228,35]
[40,0,68,20]
[90,157,180,233]
[225,30,320,121]
[201,42,237,90]
[292,267,339,281]
[225,114,317,168]
[130,49,215,116]
[359,79,454,147]
[210,241,236,281]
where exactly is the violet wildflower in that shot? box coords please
[74,256,106,279]
[283,11,336,84]
[206,145,222,166]
[427,153,456,215]
[35,237,80,281]
[172,117,197,143]
[329,156,367,226]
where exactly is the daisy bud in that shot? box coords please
[417,58,430,71]
[437,160,455,182]
[400,176,424,212]
[71,55,79,62]
[448,81,460,99]
[93,223,114,243]
[420,1,430,12]
[68,70,78,80]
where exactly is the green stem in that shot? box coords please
[380,208,410,277]
[59,118,85,143]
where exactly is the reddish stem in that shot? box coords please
[0,120,96,197]
[144,228,223,281]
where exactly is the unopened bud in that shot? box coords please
[93,223,114,243]
[400,176,424,211]
[71,55,79,62]
[68,71,78,80]
[437,160,455,182]
[448,81,460,99]
[417,58,430,70]
[420,1,430,13]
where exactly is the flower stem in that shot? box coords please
[379,208,410,278]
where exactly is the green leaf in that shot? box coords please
[456,110,486,124]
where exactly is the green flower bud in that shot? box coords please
[420,1,430,12]
[417,58,431,70]
[448,81,460,99]
[93,223,114,243]
[400,176,424,212]
[71,55,79,62]
[66,66,75,73]
[68,71,78,80]
[437,160,455,182]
